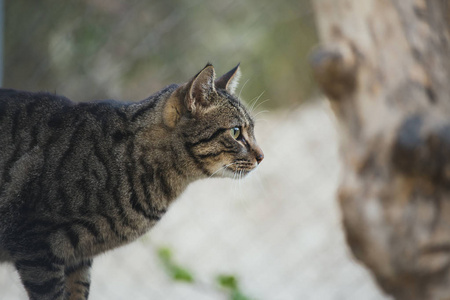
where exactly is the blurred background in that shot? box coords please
[0,0,392,299]
[4,0,317,108]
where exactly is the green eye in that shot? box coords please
[230,127,241,139]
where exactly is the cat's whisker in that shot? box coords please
[230,170,238,199]
[252,99,271,115]
[209,162,236,178]
[237,171,244,197]
[251,171,269,198]
[239,170,248,200]
[252,110,270,119]
[237,170,243,190]
[238,78,251,101]
[248,91,265,114]
[233,171,239,183]
[250,97,268,116]
[247,95,260,111]
[254,118,269,125]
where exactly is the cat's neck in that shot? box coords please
[123,101,196,210]
[130,126,201,207]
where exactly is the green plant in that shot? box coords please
[157,247,254,300]
[217,274,252,300]
[157,247,194,283]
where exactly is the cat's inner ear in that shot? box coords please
[185,64,217,113]
[215,63,241,94]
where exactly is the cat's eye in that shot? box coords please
[230,127,241,140]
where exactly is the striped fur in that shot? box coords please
[0,64,263,300]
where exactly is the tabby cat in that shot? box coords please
[0,63,263,300]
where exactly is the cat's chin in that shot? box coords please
[217,167,252,179]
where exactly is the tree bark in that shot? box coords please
[311,0,450,299]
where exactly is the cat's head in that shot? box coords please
[163,63,264,179]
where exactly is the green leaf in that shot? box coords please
[157,247,195,283]
[231,290,253,300]
[157,247,172,263]
[172,266,194,283]
[217,274,238,290]
[156,248,254,299]
[217,274,254,300]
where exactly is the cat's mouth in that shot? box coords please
[223,161,258,178]
[210,159,260,179]
[226,168,251,176]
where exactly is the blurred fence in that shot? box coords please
[0,1,391,299]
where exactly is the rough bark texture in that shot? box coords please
[311,0,450,299]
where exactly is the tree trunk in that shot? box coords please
[310,0,450,299]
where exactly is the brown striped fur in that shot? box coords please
[0,64,263,300]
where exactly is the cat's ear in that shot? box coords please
[163,92,185,128]
[163,64,216,127]
[215,63,241,94]
[185,63,217,113]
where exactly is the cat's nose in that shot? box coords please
[254,146,264,164]
[256,153,264,164]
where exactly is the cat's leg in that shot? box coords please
[15,257,66,300]
[65,259,93,300]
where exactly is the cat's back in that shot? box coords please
[0,89,132,189]
[0,88,71,102]
[0,88,74,146]
[0,89,74,131]
[0,88,72,115]
[0,89,75,160]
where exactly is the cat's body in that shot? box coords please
[0,64,263,300]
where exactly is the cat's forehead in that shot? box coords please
[216,89,254,127]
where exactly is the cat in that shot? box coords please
[0,63,264,300]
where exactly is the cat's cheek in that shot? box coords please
[202,158,234,178]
